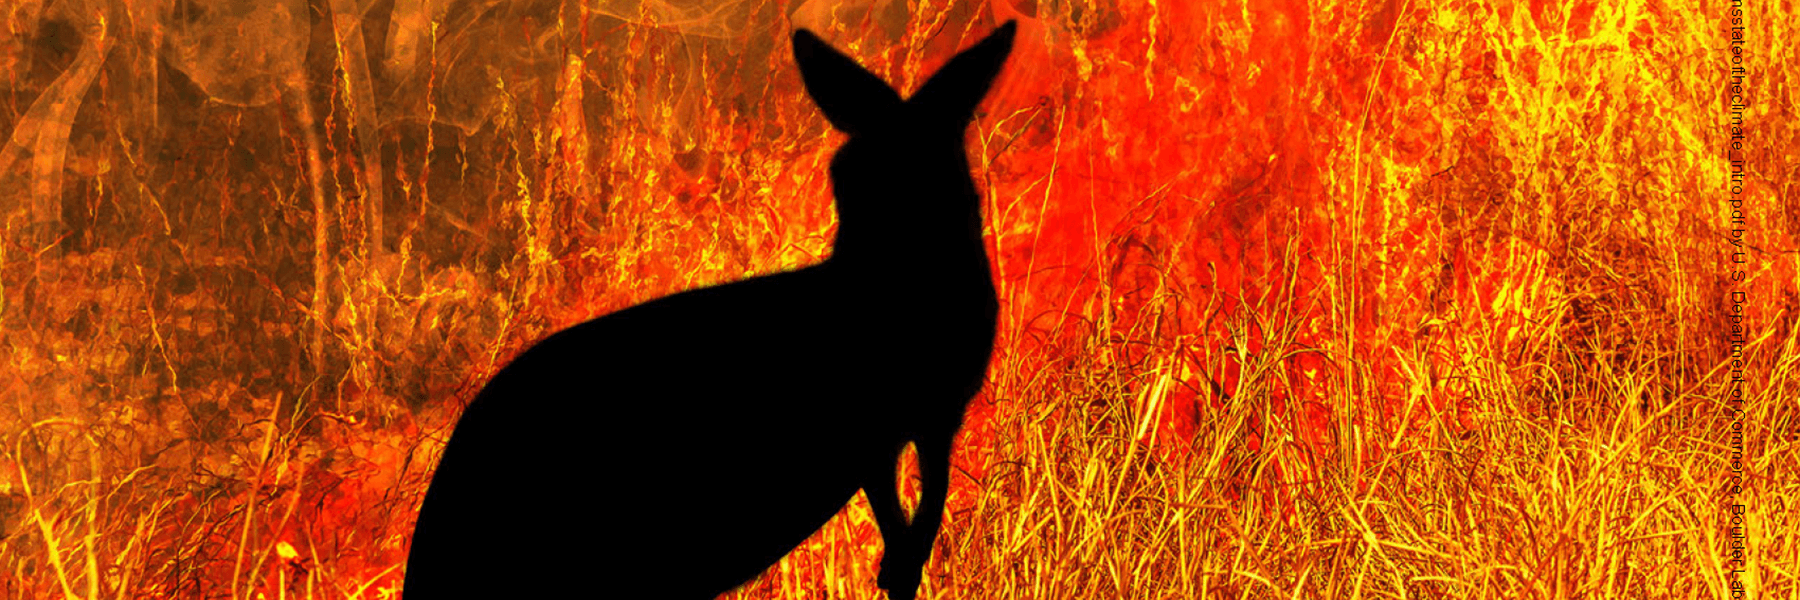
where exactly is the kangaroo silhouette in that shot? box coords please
[403,21,1014,600]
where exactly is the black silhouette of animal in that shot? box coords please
[403,20,1015,600]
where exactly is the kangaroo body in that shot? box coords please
[404,21,1015,600]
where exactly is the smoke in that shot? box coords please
[162,0,310,107]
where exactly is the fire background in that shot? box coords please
[0,0,1794,598]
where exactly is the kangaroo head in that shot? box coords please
[793,22,1016,265]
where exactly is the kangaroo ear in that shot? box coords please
[908,21,1017,126]
[793,29,902,136]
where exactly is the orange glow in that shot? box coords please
[1,0,1793,598]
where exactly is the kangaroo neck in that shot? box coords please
[822,240,993,300]
[827,233,990,273]
[829,193,989,263]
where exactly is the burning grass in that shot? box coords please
[2,0,1796,598]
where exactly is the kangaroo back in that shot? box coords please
[402,21,1015,600]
